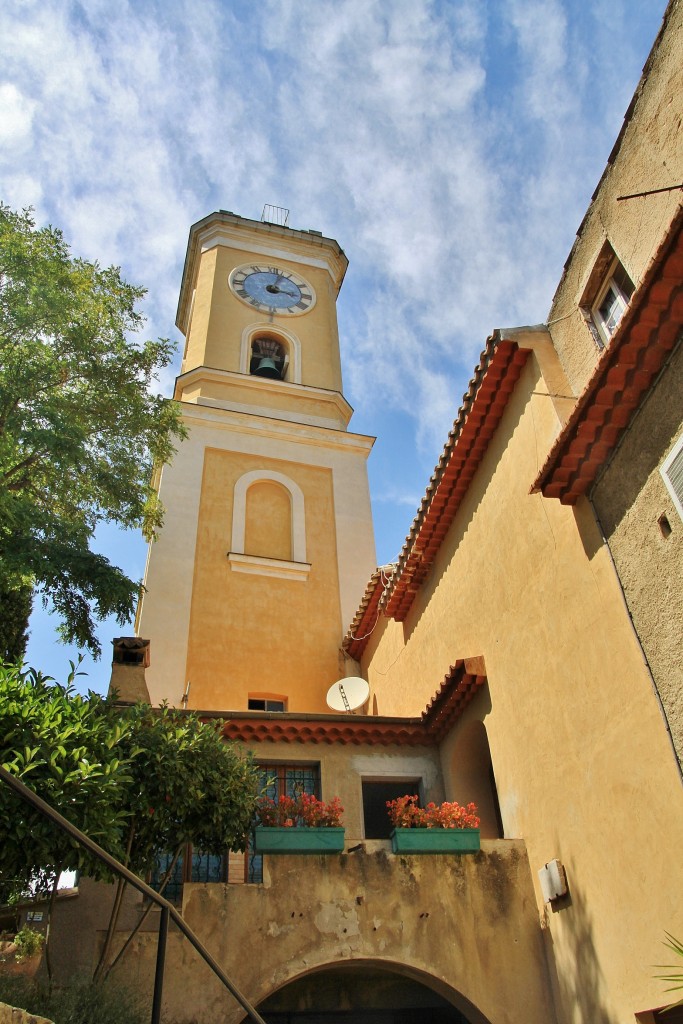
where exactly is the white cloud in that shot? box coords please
[0,82,36,149]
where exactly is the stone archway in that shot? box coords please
[246,961,493,1024]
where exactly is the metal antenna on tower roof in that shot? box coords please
[262,204,290,227]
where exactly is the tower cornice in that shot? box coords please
[174,364,356,430]
[176,398,376,457]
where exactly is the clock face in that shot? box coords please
[229,264,315,316]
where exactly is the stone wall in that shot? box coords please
[113,839,554,1024]
[592,337,683,766]
[0,1004,52,1024]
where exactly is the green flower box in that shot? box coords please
[253,826,345,855]
[390,828,480,854]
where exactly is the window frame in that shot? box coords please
[248,696,288,712]
[227,469,311,582]
[579,243,635,350]
[660,431,683,522]
[239,322,302,383]
[247,761,322,882]
[591,260,635,346]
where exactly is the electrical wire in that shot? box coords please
[346,564,396,643]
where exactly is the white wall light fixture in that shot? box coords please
[538,859,568,903]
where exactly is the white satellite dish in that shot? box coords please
[326,676,370,713]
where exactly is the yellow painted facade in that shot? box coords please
[135,212,377,711]
[179,241,345,395]
[186,449,344,711]
[544,0,683,768]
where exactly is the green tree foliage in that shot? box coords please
[96,702,261,977]
[0,975,147,1024]
[0,204,186,655]
[0,663,261,978]
[0,661,134,979]
[111,703,261,876]
[0,662,133,893]
[0,582,32,661]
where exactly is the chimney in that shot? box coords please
[108,637,151,704]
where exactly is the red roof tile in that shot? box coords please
[221,715,426,747]
[421,658,487,742]
[534,206,683,503]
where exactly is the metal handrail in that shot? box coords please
[0,765,267,1024]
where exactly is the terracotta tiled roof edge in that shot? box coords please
[221,716,428,747]
[383,335,531,621]
[421,658,487,742]
[216,656,487,746]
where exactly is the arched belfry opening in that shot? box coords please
[250,334,288,380]
[248,963,489,1023]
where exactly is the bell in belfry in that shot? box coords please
[253,355,281,379]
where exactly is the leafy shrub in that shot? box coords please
[13,925,44,962]
[656,932,683,1011]
[0,976,147,1024]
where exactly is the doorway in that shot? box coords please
[361,780,421,839]
[252,966,476,1023]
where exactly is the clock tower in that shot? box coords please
[135,211,376,712]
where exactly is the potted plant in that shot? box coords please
[386,795,481,854]
[0,924,45,978]
[253,792,345,854]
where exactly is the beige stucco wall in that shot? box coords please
[113,841,554,1024]
[591,339,683,766]
[360,340,683,1023]
[547,0,682,395]
[178,370,353,431]
[12,879,155,986]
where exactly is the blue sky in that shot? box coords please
[0,0,668,693]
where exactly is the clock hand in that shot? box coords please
[266,284,298,297]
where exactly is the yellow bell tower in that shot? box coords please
[136,211,377,712]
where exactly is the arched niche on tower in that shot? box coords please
[245,479,292,561]
[228,469,310,581]
[240,323,302,384]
